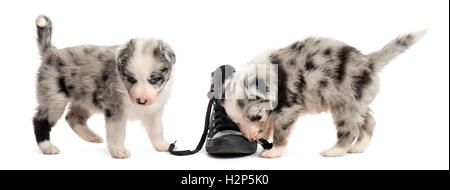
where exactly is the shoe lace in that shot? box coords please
[208,103,239,137]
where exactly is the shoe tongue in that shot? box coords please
[207,65,236,99]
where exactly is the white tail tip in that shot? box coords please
[36,15,49,27]
[411,29,428,42]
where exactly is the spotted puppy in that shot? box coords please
[222,31,425,158]
[33,15,176,159]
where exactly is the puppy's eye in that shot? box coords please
[249,115,262,122]
[127,76,137,84]
[149,77,162,84]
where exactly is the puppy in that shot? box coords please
[221,31,425,158]
[33,15,176,159]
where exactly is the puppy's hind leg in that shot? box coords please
[348,112,375,153]
[33,94,67,155]
[321,105,361,157]
[65,103,103,143]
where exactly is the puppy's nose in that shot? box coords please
[250,130,259,141]
[136,98,148,105]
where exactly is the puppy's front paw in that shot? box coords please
[153,141,171,152]
[109,148,131,159]
[320,146,346,157]
[38,140,60,155]
[259,147,284,159]
[347,144,365,153]
[347,138,370,153]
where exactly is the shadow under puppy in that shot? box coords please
[33,15,176,159]
[221,31,425,158]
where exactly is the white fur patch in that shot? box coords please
[36,16,48,27]
[320,145,347,157]
[259,146,285,158]
[348,135,371,153]
[38,140,60,155]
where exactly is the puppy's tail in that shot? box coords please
[368,30,426,72]
[36,15,55,55]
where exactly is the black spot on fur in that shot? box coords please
[270,55,281,65]
[335,46,357,83]
[294,70,306,94]
[92,94,100,107]
[296,44,304,52]
[396,38,408,47]
[153,48,161,57]
[105,109,112,118]
[323,48,332,56]
[45,58,52,65]
[337,131,350,139]
[102,74,109,82]
[92,90,103,109]
[290,42,304,51]
[58,77,69,97]
[305,60,316,71]
[33,118,53,143]
[319,80,328,88]
[337,120,345,127]
[352,70,372,100]
[305,51,318,71]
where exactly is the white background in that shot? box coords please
[0,0,448,170]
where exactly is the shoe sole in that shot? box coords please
[206,135,257,155]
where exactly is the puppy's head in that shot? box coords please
[221,53,278,141]
[116,38,175,106]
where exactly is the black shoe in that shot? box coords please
[168,65,271,156]
[205,102,257,155]
[205,65,256,155]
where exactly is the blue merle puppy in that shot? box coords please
[33,15,176,159]
[221,30,426,158]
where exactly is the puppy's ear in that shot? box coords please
[154,41,176,65]
[246,64,278,110]
[116,39,135,71]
